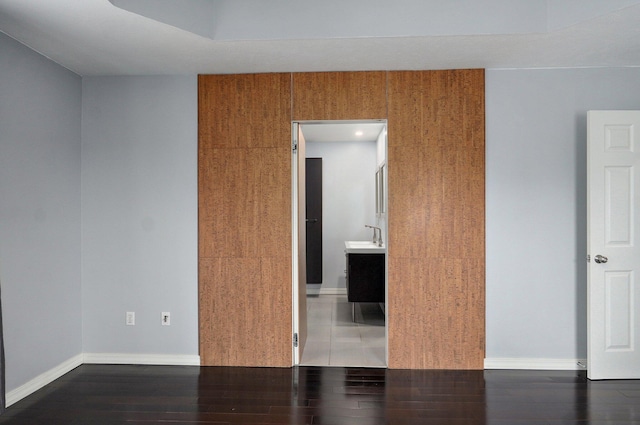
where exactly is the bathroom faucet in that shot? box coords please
[365,225,383,247]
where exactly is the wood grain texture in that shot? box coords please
[199,258,291,367]
[387,258,485,369]
[199,74,291,149]
[198,74,292,367]
[198,70,485,370]
[199,147,291,259]
[292,72,387,121]
[387,69,485,369]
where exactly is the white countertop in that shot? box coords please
[344,240,386,254]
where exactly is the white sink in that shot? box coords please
[344,240,386,254]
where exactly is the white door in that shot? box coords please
[588,110,640,379]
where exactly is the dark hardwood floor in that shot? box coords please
[1,364,640,424]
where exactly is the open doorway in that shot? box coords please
[292,120,388,367]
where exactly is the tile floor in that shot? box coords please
[300,294,386,367]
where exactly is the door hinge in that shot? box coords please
[292,141,298,153]
[293,333,299,347]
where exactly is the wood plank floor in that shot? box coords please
[2,365,640,424]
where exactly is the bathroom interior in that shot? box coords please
[297,120,388,368]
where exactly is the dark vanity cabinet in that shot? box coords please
[345,253,385,303]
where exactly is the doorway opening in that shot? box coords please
[292,120,388,367]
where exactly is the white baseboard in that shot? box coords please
[83,353,201,366]
[5,353,200,407]
[5,353,585,408]
[6,353,83,407]
[306,284,347,296]
[484,357,587,370]
[321,288,347,295]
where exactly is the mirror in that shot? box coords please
[375,169,380,214]
[376,163,386,216]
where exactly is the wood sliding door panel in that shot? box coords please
[387,145,484,260]
[198,74,292,367]
[422,69,485,149]
[199,148,260,258]
[387,70,485,369]
[387,257,485,369]
[199,70,485,370]
[199,147,291,259]
[292,71,387,121]
[387,71,423,148]
[199,258,291,367]
[258,147,292,259]
[199,257,260,366]
[199,74,291,149]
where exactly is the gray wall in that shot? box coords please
[485,67,640,360]
[81,76,198,355]
[0,33,82,391]
[4,26,640,394]
[306,141,377,290]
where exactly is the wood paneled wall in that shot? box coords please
[292,72,387,120]
[198,74,293,366]
[387,70,485,369]
[198,70,485,369]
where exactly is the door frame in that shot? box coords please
[292,119,388,366]
[292,122,304,364]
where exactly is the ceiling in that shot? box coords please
[1,0,640,76]
[301,122,386,144]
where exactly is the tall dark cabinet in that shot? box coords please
[305,157,323,284]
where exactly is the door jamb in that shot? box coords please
[292,119,388,366]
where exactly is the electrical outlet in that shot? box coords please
[126,311,135,326]
[162,312,170,326]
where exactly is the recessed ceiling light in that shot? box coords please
[355,131,363,136]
